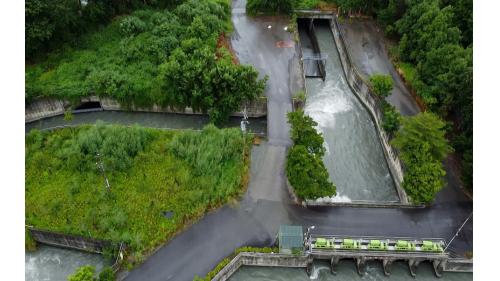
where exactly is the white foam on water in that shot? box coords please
[305,80,352,131]
[314,193,352,203]
[308,264,330,280]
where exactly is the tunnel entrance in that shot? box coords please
[73,101,103,112]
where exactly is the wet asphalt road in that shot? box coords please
[123,3,472,281]
[340,20,420,116]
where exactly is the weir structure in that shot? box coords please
[294,9,410,205]
[307,234,449,277]
[211,229,471,281]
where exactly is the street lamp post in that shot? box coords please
[95,153,110,192]
[305,225,315,252]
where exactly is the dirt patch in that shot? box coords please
[275,40,295,48]
[217,33,239,64]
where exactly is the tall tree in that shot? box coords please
[392,112,452,162]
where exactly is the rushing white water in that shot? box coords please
[25,245,109,281]
[302,22,399,202]
[229,261,473,281]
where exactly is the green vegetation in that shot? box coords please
[369,74,400,134]
[381,102,401,134]
[25,227,37,251]
[392,112,452,203]
[379,0,472,191]
[68,265,95,281]
[26,123,251,264]
[193,246,279,281]
[286,110,336,200]
[295,0,473,191]
[370,74,393,98]
[64,111,74,121]
[26,0,266,124]
[98,267,115,281]
[293,90,306,102]
[67,265,114,281]
[247,0,295,15]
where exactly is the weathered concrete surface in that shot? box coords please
[230,1,295,146]
[213,253,309,281]
[25,96,267,123]
[339,19,420,116]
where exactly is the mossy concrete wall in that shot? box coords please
[25,96,268,123]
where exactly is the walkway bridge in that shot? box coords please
[306,234,449,277]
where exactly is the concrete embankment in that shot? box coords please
[212,252,309,281]
[25,96,268,123]
[27,226,124,272]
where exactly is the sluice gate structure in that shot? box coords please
[307,234,449,277]
[297,18,326,80]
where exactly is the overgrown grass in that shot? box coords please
[26,0,266,124]
[25,124,251,264]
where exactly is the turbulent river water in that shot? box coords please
[229,261,472,281]
[300,21,398,202]
[25,245,110,281]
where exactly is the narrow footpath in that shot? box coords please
[123,3,472,280]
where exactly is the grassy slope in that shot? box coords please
[25,124,250,263]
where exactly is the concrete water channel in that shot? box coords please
[24,1,472,280]
[25,245,110,281]
[299,19,399,202]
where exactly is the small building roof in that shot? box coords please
[278,225,303,251]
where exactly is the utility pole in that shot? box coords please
[96,153,110,192]
[445,212,472,252]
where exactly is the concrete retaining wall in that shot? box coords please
[212,253,309,281]
[25,98,68,123]
[25,96,268,123]
[328,16,408,204]
[444,258,473,272]
[28,227,111,254]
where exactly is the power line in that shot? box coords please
[445,212,472,252]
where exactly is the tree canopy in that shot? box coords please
[286,110,336,200]
[392,112,452,203]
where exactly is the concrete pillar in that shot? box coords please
[433,259,446,278]
[356,257,366,276]
[382,259,393,276]
[306,261,314,277]
[408,259,420,277]
[308,18,314,32]
[330,257,340,274]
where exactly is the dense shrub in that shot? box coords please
[370,74,393,98]
[120,16,147,36]
[26,1,266,124]
[26,124,251,262]
[286,110,336,200]
[98,267,115,281]
[68,265,95,281]
[392,112,452,203]
[247,0,295,15]
[381,102,401,135]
